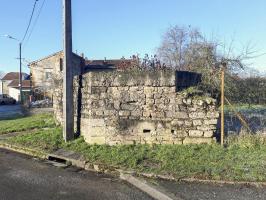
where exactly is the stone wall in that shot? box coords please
[53,69,219,145]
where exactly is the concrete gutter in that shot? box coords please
[120,173,177,200]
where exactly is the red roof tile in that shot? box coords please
[8,80,31,88]
[1,72,28,81]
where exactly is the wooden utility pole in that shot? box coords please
[19,42,22,103]
[63,0,74,141]
[220,63,225,146]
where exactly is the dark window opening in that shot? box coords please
[60,58,63,71]
[176,71,202,92]
[143,129,151,133]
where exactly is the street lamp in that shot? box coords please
[2,35,23,103]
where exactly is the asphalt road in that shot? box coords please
[0,105,23,120]
[0,148,153,200]
[155,179,266,200]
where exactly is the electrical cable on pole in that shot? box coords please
[21,0,39,44]
[2,1,39,103]
[23,0,46,49]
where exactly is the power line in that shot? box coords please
[23,0,46,49]
[21,0,39,44]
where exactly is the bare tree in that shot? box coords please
[157,25,216,70]
[157,25,259,97]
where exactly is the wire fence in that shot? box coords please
[221,71,266,138]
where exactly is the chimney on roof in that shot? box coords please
[80,53,84,58]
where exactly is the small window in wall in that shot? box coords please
[45,72,52,80]
[60,58,63,71]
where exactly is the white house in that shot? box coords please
[0,72,28,95]
[8,80,31,101]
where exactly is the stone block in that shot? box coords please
[121,103,137,111]
[204,119,218,125]
[193,120,202,126]
[206,111,219,118]
[154,93,162,99]
[204,131,214,138]
[183,98,192,105]
[173,138,183,144]
[119,110,131,116]
[107,140,122,146]
[165,111,174,118]
[175,112,189,119]
[131,109,142,117]
[84,119,105,127]
[183,137,214,144]
[143,110,152,118]
[122,140,136,145]
[179,105,187,111]
[144,87,154,93]
[104,110,117,116]
[89,136,106,145]
[89,126,106,136]
[197,125,216,131]
[137,121,155,134]
[189,112,206,119]
[161,140,174,145]
[185,121,192,127]
[189,130,203,137]
[151,112,165,118]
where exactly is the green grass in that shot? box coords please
[7,128,266,182]
[0,113,56,134]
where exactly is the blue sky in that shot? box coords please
[0,0,265,74]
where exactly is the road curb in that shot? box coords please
[1,141,266,199]
[120,173,176,200]
[0,142,48,159]
[0,143,176,199]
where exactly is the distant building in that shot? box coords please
[28,51,84,99]
[7,80,31,101]
[0,72,29,95]
[28,51,132,99]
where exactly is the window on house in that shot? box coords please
[45,72,52,80]
[59,58,63,71]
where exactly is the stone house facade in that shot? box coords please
[28,52,133,100]
[28,51,84,99]
[53,69,220,145]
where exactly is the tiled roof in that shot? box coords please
[28,51,83,65]
[1,72,28,81]
[85,59,133,67]
[8,80,31,88]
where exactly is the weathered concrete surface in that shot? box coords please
[0,148,153,200]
